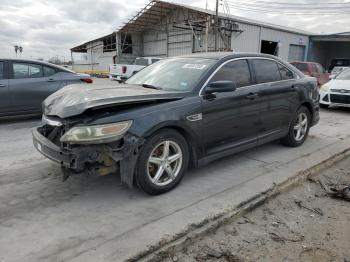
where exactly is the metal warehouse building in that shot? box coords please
[70,0,314,74]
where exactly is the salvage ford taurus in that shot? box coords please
[32,53,320,195]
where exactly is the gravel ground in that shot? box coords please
[162,156,350,262]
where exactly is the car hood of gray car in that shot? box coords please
[43,83,187,118]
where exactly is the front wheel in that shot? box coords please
[281,106,311,147]
[135,129,189,195]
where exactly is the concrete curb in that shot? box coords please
[129,147,350,262]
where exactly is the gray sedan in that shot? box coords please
[0,59,92,116]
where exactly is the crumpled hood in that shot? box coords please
[43,83,186,118]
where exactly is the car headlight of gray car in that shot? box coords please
[60,120,133,144]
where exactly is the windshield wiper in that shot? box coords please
[141,84,162,90]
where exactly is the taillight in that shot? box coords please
[81,78,93,84]
[122,66,127,74]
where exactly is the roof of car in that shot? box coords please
[178,52,282,60]
[1,58,73,72]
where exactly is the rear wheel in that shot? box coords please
[135,129,189,195]
[281,106,311,147]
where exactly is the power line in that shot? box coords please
[224,1,350,14]
[224,0,350,6]
[224,1,350,10]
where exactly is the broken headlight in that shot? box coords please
[60,121,132,144]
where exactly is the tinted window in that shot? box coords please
[210,60,251,88]
[278,64,294,80]
[316,64,325,74]
[43,66,56,77]
[292,63,308,72]
[0,62,4,79]
[151,59,161,64]
[13,63,43,79]
[252,59,281,84]
[311,64,318,73]
[135,58,149,66]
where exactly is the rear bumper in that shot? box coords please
[109,74,127,82]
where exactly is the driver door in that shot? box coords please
[200,59,261,155]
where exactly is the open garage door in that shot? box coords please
[308,33,350,71]
[288,44,306,61]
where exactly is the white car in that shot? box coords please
[329,66,349,79]
[320,68,350,108]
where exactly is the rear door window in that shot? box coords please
[278,64,295,80]
[134,58,149,66]
[43,66,57,77]
[0,62,4,79]
[252,59,282,84]
[292,63,308,72]
[316,64,325,74]
[151,59,161,64]
[210,60,252,88]
[13,63,43,79]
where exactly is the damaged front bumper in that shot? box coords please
[32,127,143,187]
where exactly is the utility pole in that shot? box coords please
[214,0,219,51]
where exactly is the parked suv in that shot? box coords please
[33,53,320,195]
[290,61,330,86]
[0,59,92,116]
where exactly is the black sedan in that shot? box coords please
[33,53,320,195]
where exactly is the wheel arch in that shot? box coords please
[142,122,202,168]
[300,101,314,123]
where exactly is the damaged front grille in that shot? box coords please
[40,124,66,147]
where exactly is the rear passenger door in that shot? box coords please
[9,62,61,112]
[250,59,298,142]
[0,61,12,114]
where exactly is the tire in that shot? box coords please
[135,129,189,195]
[281,106,311,147]
[320,103,329,109]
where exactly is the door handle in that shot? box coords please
[246,93,259,100]
[0,84,6,88]
[47,79,57,82]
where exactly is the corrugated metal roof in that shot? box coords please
[118,0,312,36]
[71,32,116,53]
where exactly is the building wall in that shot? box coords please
[143,31,167,56]
[231,23,260,52]
[73,41,116,73]
[232,23,309,62]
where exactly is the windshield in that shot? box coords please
[335,68,350,80]
[126,58,215,91]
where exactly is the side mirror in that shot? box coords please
[205,81,237,94]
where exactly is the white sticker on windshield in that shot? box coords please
[182,64,207,70]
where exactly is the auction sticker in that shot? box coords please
[182,64,207,70]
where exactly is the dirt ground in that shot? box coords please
[162,156,350,262]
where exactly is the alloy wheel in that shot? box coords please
[147,140,183,186]
[293,112,308,142]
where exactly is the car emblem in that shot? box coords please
[186,113,203,122]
